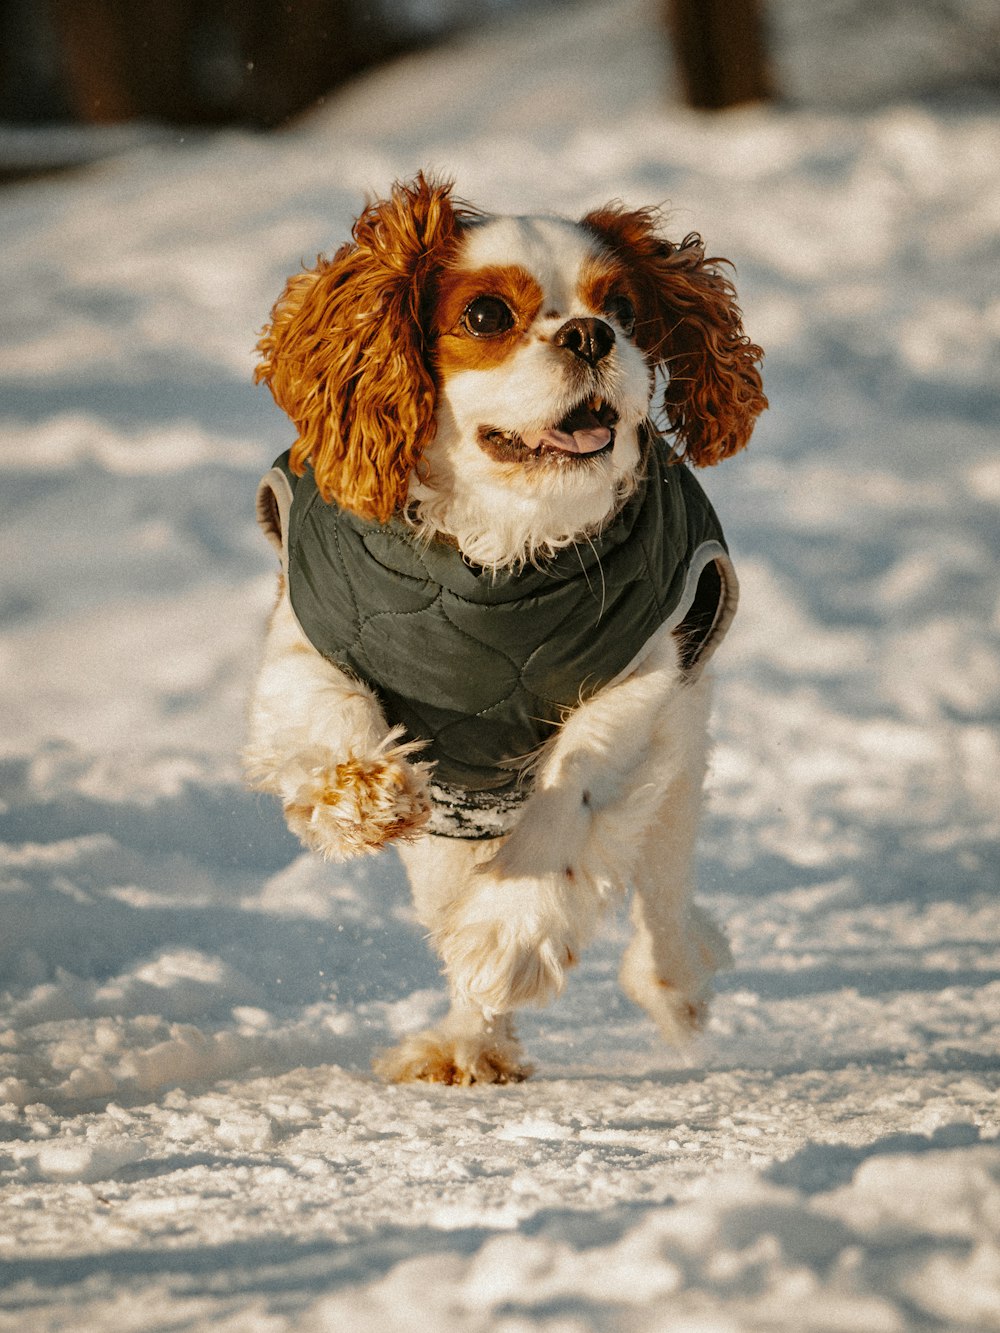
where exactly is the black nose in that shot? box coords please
[553,317,616,366]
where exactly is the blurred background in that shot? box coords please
[2,0,998,174]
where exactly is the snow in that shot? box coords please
[1,0,999,1327]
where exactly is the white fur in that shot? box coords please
[244,593,432,859]
[246,211,731,1083]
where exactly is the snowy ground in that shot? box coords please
[2,1,999,1328]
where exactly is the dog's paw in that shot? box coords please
[373,1028,533,1086]
[648,981,711,1047]
[620,904,732,1048]
[282,736,431,859]
[620,947,713,1049]
[437,871,584,1015]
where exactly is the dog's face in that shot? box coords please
[413,214,653,565]
[256,174,766,568]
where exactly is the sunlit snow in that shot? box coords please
[1,0,999,1328]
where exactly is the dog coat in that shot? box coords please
[256,434,737,838]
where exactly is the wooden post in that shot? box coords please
[666,0,774,110]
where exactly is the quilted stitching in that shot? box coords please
[269,441,730,798]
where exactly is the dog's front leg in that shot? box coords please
[375,835,533,1084]
[436,631,685,1016]
[245,591,431,859]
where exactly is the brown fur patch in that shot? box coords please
[323,758,421,838]
[577,252,639,326]
[254,174,474,522]
[433,264,544,378]
[582,203,767,465]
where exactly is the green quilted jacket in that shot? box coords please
[256,435,737,838]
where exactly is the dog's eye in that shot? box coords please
[604,294,636,337]
[462,296,516,338]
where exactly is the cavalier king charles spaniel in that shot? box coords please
[246,174,766,1084]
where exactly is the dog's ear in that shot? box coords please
[256,173,465,521]
[582,204,766,465]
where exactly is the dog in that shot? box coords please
[246,174,766,1084]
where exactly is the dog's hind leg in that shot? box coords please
[618,766,732,1047]
[374,835,534,1084]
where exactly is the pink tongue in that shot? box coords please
[522,425,612,455]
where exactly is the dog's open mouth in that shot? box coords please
[478,397,619,462]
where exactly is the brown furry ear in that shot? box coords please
[255,173,469,521]
[582,204,766,465]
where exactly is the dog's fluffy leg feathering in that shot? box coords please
[244,593,432,860]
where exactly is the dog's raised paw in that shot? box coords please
[373,1029,533,1086]
[283,742,431,859]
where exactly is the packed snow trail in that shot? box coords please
[1,1,999,1328]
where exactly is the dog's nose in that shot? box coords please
[553,318,616,366]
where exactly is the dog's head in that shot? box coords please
[256,173,766,567]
